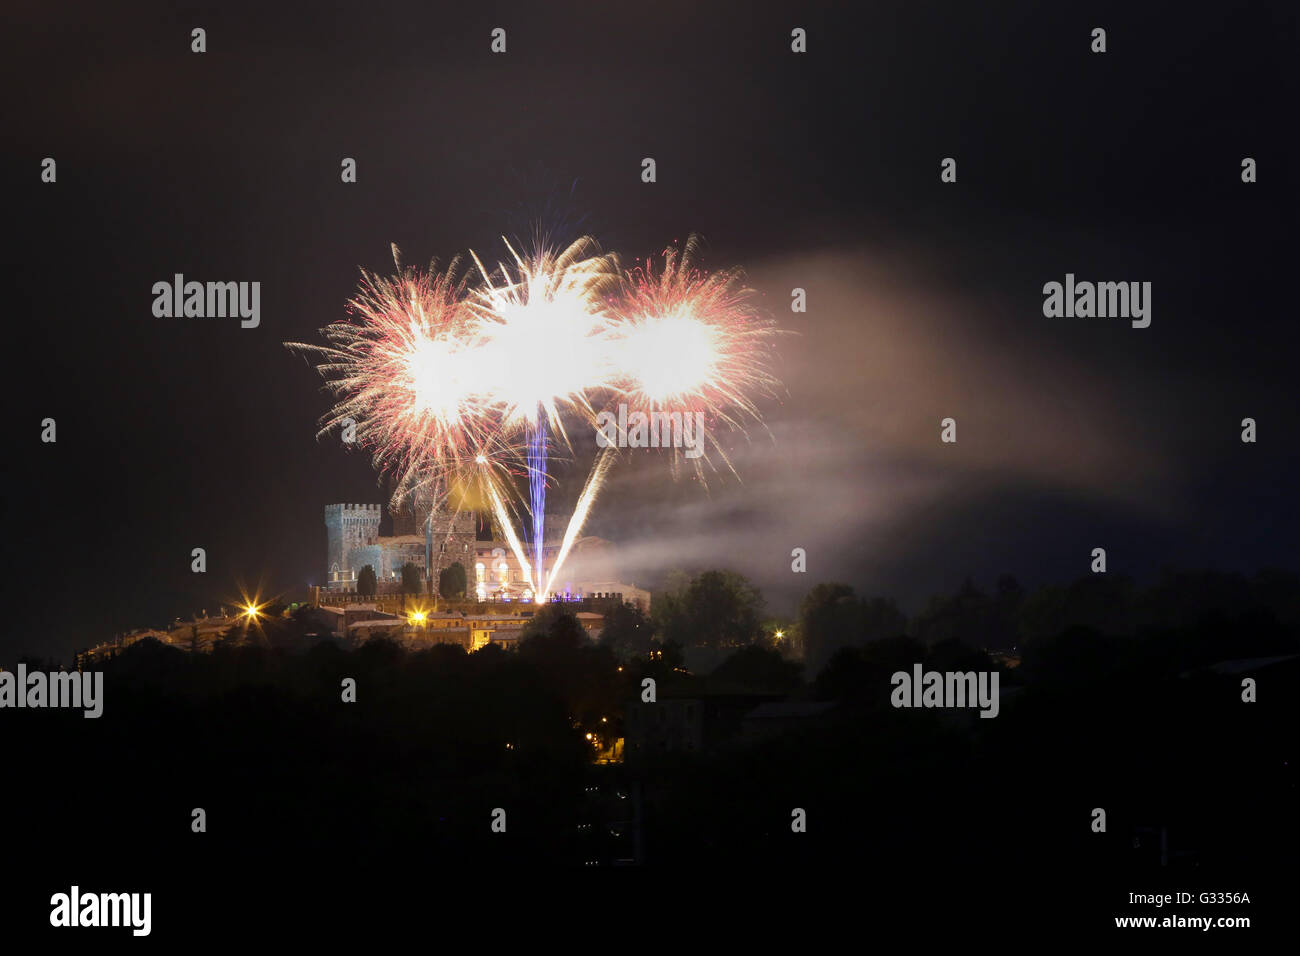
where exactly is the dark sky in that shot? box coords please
[5,0,1297,663]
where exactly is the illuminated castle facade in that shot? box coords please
[323,502,467,592]
[323,500,648,609]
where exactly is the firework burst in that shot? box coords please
[606,234,783,477]
[286,252,514,509]
[468,236,621,439]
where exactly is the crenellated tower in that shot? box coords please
[324,503,382,588]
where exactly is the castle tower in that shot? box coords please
[390,497,430,537]
[324,503,382,589]
[426,506,478,592]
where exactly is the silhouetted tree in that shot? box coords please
[862,597,907,643]
[660,570,764,648]
[598,602,654,660]
[522,604,583,642]
[709,644,803,692]
[813,634,927,703]
[1017,573,1135,643]
[910,577,1000,648]
[400,562,422,595]
[519,610,620,724]
[357,565,377,597]
[439,561,467,599]
[521,611,588,650]
[799,582,864,673]
[651,580,687,645]
[991,574,1025,649]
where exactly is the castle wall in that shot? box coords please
[377,535,427,581]
[347,544,384,583]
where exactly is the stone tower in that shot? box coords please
[426,507,478,591]
[389,498,428,537]
[324,503,381,588]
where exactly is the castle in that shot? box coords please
[323,500,649,609]
[323,502,468,593]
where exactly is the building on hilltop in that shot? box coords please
[322,500,649,610]
[324,501,476,593]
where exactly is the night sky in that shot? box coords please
[6,0,1296,663]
